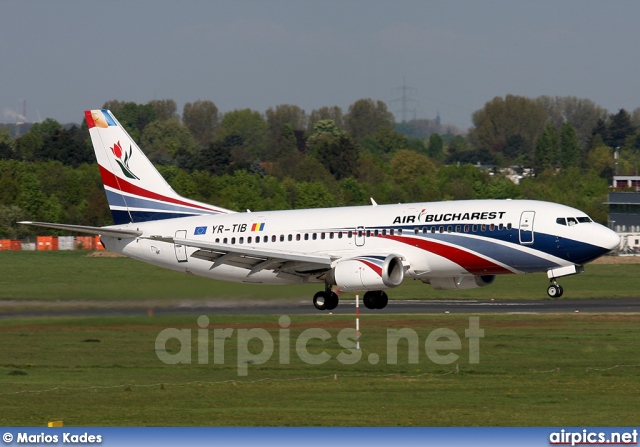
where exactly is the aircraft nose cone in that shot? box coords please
[602,227,620,251]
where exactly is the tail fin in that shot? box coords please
[85,109,233,224]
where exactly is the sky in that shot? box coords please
[2,0,640,130]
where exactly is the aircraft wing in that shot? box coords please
[19,221,142,238]
[160,237,335,277]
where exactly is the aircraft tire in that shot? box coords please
[325,292,339,310]
[547,284,561,298]
[363,291,377,309]
[375,291,389,309]
[313,291,327,310]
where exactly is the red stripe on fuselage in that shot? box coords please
[385,235,512,275]
[98,165,224,213]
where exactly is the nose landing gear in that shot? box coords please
[547,280,564,298]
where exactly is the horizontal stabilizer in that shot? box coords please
[18,221,142,238]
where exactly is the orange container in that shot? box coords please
[37,236,58,251]
[10,240,21,250]
[94,236,105,250]
[75,236,95,250]
[0,240,11,250]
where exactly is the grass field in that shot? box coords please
[1,252,639,426]
[0,313,639,426]
[1,251,640,303]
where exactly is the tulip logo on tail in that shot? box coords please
[111,141,139,180]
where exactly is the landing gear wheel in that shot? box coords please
[547,284,562,298]
[363,291,389,310]
[313,291,327,310]
[363,291,377,309]
[325,292,339,310]
[375,291,389,309]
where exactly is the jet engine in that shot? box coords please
[326,254,406,291]
[428,275,495,290]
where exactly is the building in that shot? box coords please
[607,176,640,253]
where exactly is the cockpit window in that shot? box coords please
[577,216,593,223]
[556,218,566,226]
[567,217,578,226]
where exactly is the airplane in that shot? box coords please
[21,109,621,310]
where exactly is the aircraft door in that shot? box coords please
[174,230,188,262]
[519,211,535,244]
[355,226,365,247]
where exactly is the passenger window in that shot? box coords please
[455,225,461,232]
[304,234,309,241]
[313,233,317,240]
[247,236,252,244]
[447,226,452,233]
[422,227,427,234]
[366,230,371,237]
[556,218,567,226]
[398,229,403,235]
[390,229,395,236]
[329,232,334,239]
[507,223,512,230]
[382,229,387,236]
[439,226,444,233]
[223,237,228,244]
[464,225,470,232]
[239,237,244,244]
[489,224,495,231]
[338,232,343,239]
[272,235,276,242]
[215,238,220,243]
[414,227,419,234]
[321,233,326,240]
[280,235,285,242]
[472,225,478,232]
[296,234,301,241]
[498,223,503,231]
[287,234,292,241]
[431,227,436,234]
[374,229,379,237]
[348,231,353,238]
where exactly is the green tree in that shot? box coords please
[560,122,580,170]
[307,106,344,133]
[149,99,179,122]
[606,109,636,149]
[470,95,547,161]
[140,120,197,164]
[265,105,307,161]
[427,133,444,160]
[390,150,437,185]
[534,124,559,173]
[587,145,614,180]
[183,100,219,148]
[295,182,335,209]
[344,99,395,143]
[217,109,268,160]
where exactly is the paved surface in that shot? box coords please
[2,297,640,318]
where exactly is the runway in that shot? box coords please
[2,297,640,318]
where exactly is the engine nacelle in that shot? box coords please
[429,275,495,290]
[327,254,405,292]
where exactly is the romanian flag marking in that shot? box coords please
[251,223,265,232]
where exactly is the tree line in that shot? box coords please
[1,95,636,238]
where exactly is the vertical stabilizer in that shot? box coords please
[85,109,233,224]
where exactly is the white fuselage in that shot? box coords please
[101,199,619,287]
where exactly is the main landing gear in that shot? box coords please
[313,284,339,311]
[363,290,389,310]
[547,279,564,298]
